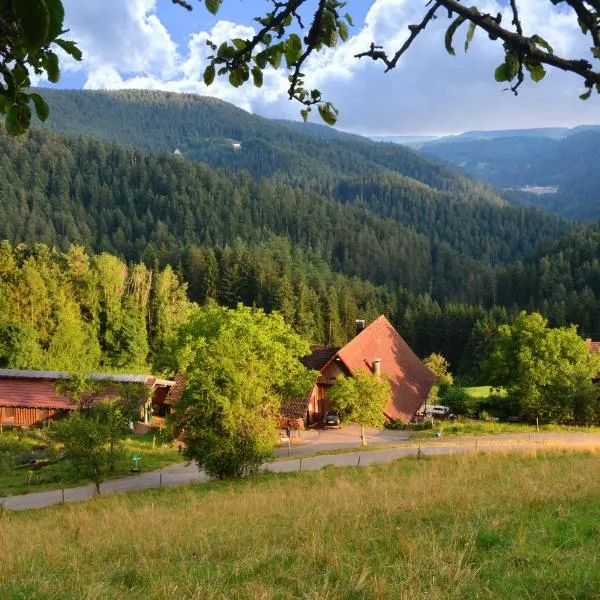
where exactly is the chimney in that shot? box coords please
[355,319,365,336]
[373,358,381,376]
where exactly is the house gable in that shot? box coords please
[335,316,436,422]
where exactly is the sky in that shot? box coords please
[45,0,600,136]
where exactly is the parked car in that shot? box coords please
[323,410,342,429]
[424,405,451,419]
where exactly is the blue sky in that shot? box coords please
[48,0,600,136]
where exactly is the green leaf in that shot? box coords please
[464,22,476,52]
[344,12,353,26]
[445,14,467,56]
[285,34,302,67]
[494,62,510,82]
[530,34,553,54]
[12,63,30,87]
[5,103,31,136]
[232,38,246,50]
[525,62,546,82]
[44,0,64,41]
[203,64,215,86]
[318,102,338,126]
[268,47,282,69]
[255,52,267,69]
[251,66,263,88]
[338,21,349,42]
[55,38,82,61]
[217,42,228,58]
[29,92,49,121]
[205,0,222,15]
[45,51,60,82]
[12,0,50,51]
[580,88,592,100]
[506,52,519,79]
[228,69,244,87]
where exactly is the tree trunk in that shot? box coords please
[360,425,367,446]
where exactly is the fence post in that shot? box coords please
[299,458,302,472]
[357,455,361,466]
[61,488,65,504]
[159,473,162,488]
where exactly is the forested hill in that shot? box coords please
[0,127,567,292]
[421,130,600,221]
[38,88,503,204]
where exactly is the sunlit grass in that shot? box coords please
[411,418,600,439]
[2,450,600,598]
[0,430,182,497]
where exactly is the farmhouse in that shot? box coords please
[0,369,177,428]
[282,316,436,427]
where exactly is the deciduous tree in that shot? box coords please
[165,303,316,478]
[482,311,600,423]
[328,369,391,445]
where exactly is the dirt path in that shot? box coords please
[4,432,600,511]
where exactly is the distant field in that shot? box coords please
[464,385,496,399]
[3,451,600,598]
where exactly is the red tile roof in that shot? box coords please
[336,315,436,422]
[588,340,600,354]
[0,378,75,410]
[281,392,312,419]
[300,346,339,371]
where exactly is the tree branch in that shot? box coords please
[355,2,441,71]
[357,0,600,88]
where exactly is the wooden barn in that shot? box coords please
[0,369,177,428]
[281,316,436,427]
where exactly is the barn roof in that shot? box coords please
[336,315,436,422]
[0,378,73,410]
[300,346,339,371]
[0,370,175,411]
[0,369,174,385]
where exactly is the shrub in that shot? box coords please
[438,384,471,416]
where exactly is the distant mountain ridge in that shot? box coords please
[418,128,600,221]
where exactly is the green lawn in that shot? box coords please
[0,430,183,497]
[411,418,600,439]
[2,450,600,598]
[464,385,497,399]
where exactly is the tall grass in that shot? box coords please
[2,450,600,598]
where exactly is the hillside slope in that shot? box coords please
[421,130,600,220]
[38,89,503,203]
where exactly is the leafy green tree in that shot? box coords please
[0,322,43,368]
[423,353,454,386]
[166,303,315,478]
[0,0,81,134]
[328,370,391,446]
[438,383,471,416]
[51,410,112,494]
[482,312,600,423]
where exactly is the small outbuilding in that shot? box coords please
[0,369,176,428]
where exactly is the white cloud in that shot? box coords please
[55,0,600,134]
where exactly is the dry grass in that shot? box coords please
[2,450,600,599]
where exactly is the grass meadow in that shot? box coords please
[2,450,600,599]
[0,431,182,496]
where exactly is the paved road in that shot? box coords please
[4,432,600,511]
[274,424,411,457]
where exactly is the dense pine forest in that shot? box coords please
[0,243,191,372]
[0,89,599,379]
